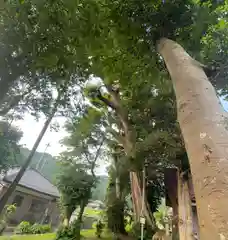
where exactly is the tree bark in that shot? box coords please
[108,199,126,235]
[130,173,137,222]
[77,200,86,224]
[177,172,194,240]
[63,205,75,227]
[113,156,121,199]
[63,218,70,227]
[158,38,228,239]
[130,171,154,227]
[75,200,86,239]
[0,94,60,216]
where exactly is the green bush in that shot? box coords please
[125,222,132,233]
[0,204,17,235]
[31,223,51,234]
[15,221,51,235]
[31,223,41,234]
[15,221,32,234]
[55,220,82,240]
[95,220,104,238]
[40,224,52,233]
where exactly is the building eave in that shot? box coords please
[2,180,60,199]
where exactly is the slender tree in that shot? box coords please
[56,157,94,227]
[57,107,106,225]
[0,121,23,172]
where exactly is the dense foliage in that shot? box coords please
[55,220,82,240]
[1,0,228,239]
[15,222,51,235]
[56,156,95,227]
[0,121,22,173]
[0,204,17,234]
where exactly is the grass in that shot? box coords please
[0,229,112,240]
[83,208,102,217]
[82,229,111,239]
[75,207,102,219]
[0,233,55,240]
[0,207,106,240]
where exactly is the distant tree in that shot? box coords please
[55,94,107,239]
[56,156,95,228]
[0,121,22,173]
[91,176,108,201]
[18,147,60,182]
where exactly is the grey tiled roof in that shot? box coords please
[3,168,60,198]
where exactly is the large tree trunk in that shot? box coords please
[158,38,228,239]
[177,172,194,240]
[77,200,86,224]
[107,199,126,235]
[130,172,154,227]
[63,206,75,227]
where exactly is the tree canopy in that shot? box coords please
[1,0,228,239]
[0,121,22,173]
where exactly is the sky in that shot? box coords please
[15,114,67,156]
[14,113,108,175]
[13,96,228,175]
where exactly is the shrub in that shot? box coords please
[55,220,82,240]
[15,222,51,235]
[30,224,41,234]
[0,204,17,235]
[125,222,132,233]
[40,224,52,233]
[31,223,51,234]
[15,221,32,234]
[95,220,104,238]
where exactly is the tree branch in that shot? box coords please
[82,135,105,178]
[97,91,116,109]
[96,85,134,156]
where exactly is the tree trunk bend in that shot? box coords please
[158,38,228,239]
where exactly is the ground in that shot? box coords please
[0,233,54,240]
[0,229,111,240]
[83,208,102,217]
[71,207,102,221]
[0,207,106,240]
